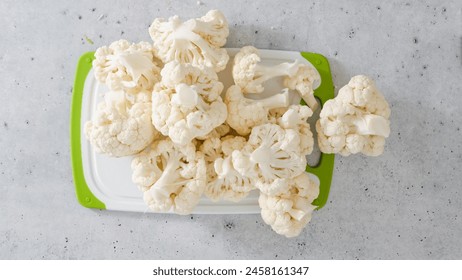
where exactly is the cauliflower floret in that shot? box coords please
[232,46,300,94]
[149,10,229,72]
[93,39,161,93]
[131,139,206,215]
[271,105,314,156]
[284,64,320,111]
[232,46,320,111]
[213,155,255,202]
[85,92,158,157]
[316,75,391,156]
[225,85,289,135]
[232,123,306,182]
[220,135,247,155]
[200,136,252,202]
[196,123,231,140]
[152,62,227,146]
[159,61,223,100]
[259,172,319,238]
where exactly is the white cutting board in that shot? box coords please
[78,48,320,214]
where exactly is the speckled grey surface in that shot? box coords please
[1,0,461,260]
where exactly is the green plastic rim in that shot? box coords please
[70,52,105,209]
[300,52,335,209]
[70,51,335,211]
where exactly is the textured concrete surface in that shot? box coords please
[1,0,461,259]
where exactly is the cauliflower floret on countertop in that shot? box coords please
[93,39,161,93]
[200,135,253,202]
[149,10,229,72]
[84,91,158,157]
[131,139,206,215]
[232,46,320,111]
[225,85,289,136]
[151,62,228,146]
[259,172,319,238]
[316,75,391,156]
[232,123,306,182]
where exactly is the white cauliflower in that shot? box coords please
[149,10,229,72]
[159,61,224,98]
[200,136,252,202]
[233,46,320,111]
[272,105,314,156]
[196,123,231,140]
[232,46,299,94]
[151,62,227,146]
[131,139,206,215]
[284,64,320,111]
[317,75,391,156]
[232,123,306,182]
[225,85,289,135]
[85,91,158,157]
[259,172,319,238]
[213,156,255,202]
[93,39,161,92]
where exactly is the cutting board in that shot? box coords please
[70,48,335,214]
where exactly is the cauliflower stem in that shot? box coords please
[350,114,390,137]
[149,150,185,199]
[172,83,210,111]
[247,61,299,90]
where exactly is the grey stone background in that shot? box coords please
[1,0,461,259]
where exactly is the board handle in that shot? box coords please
[71,52,106,209]
[300,52,335,209]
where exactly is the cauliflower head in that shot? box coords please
[259,172,319,238]
[152,62,227,146]
[149,10,229,72]
[271,105,314,156]
[93,39,161,93]
[232,46,300,94]
[225,85,289,135]
[233,123,306,182]
[85,92,158,157]
[317,75,391,156]
[284,64,320,111]
[131,139,206,215]
[232,46,320,110]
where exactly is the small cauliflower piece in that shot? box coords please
[232,46,299,94]
[152,62,227,146]
[273,105,314,156]
[259,172,319,238]
[159,61,224,99]
[85,91,158,157]
[93,39,161,92]
[213,155,255,202]
[131,139,206,215]
[316,75,391,156]
[225,85,289,135]
[149,10,229,72]
[233,123,306,182]
[233,46,320,111]
[200,136,252,202]
[284,64,320,111]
